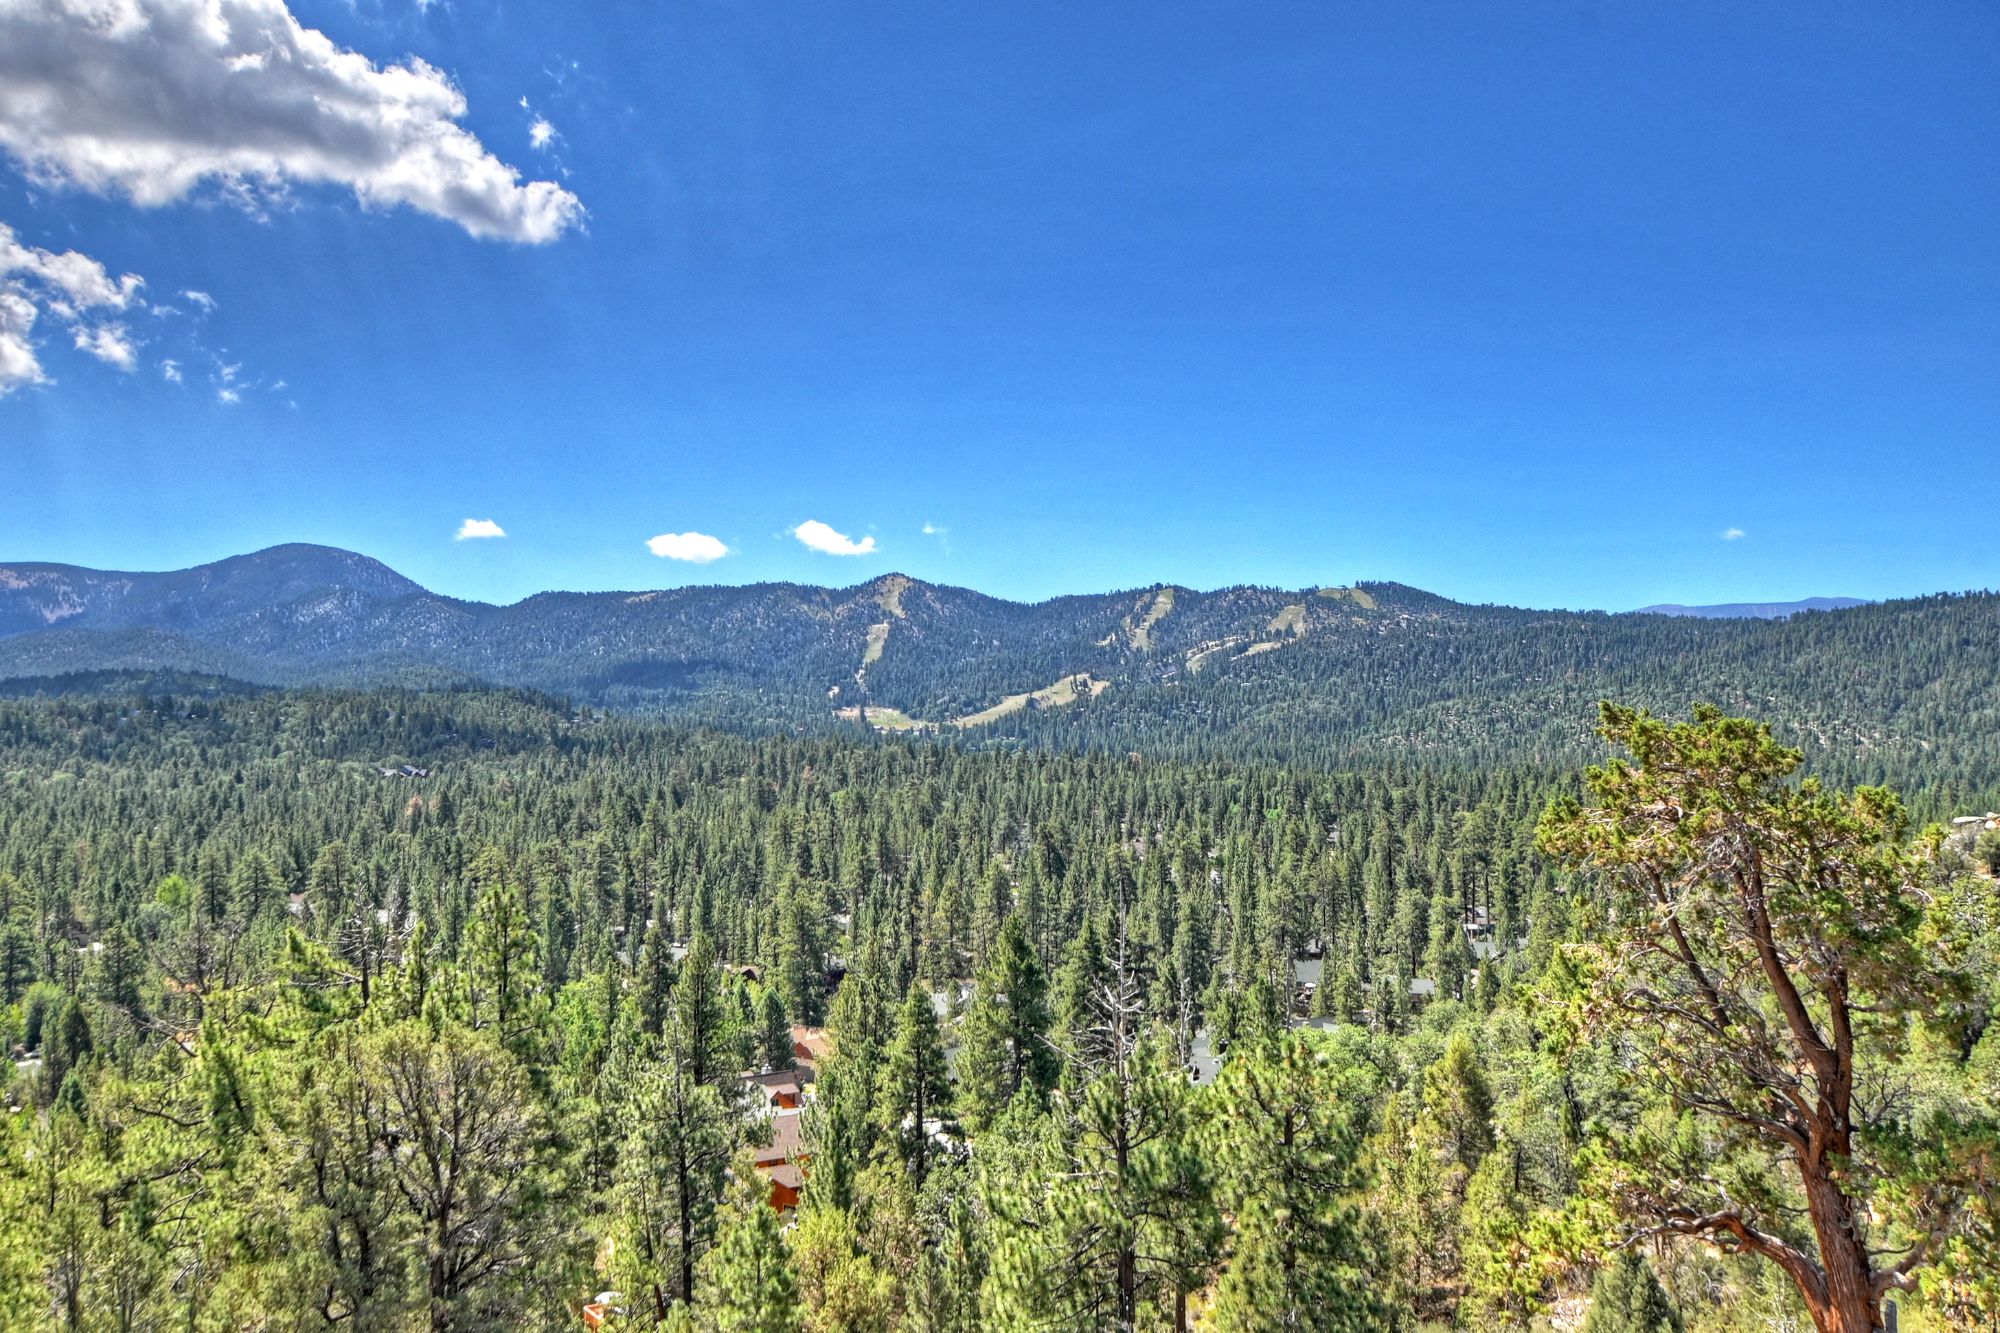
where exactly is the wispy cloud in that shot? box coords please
[645,531,729,563]
[0,291,39,392]
[181,289,215,313]
[455,518,506,540]
[0,0,583,244]
[0,220,144,394]
[529,118,555,150]
[1721,527,1746,541]
[794,520,877,557]
[0,225,143,314]
[73,323,138,370]
[921,522,947,537]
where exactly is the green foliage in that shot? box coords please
[1540,704,2000,1333]
[0,686,1990,1329]
[954,913,1057,1130]
[873,988,954,1187]
[364,1019,557,1326]
[673,934,731,1094]
[988,1029,1219,1330]
[787,1204,897,1333]
[756,986,792,1073]
[612,1056,735,1321]
[1205,1030,1387,1330]
[1583,1250,1684,1333]
[702,1167,800,1333]
[1975,826,2000,876]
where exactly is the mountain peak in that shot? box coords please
[178,544,429,602]
[862,572,921,618]
[0,544,430,640]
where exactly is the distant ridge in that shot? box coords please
[1,546,1992,768]
[1634,597,1870,620]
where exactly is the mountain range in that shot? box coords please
[1633,597,1870,619]
[1,544,1994,775]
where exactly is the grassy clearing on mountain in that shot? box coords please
[874,574,912,618]
[955,673,1110,728]
[861,621,890,668]
[1122,587,1176,650]
[835,703,928,731]
[1315,585,1377,610]
[1185,636,1249,675]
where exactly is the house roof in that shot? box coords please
[789,1024,834,1064]
[742,1066,813,1089]
[754,1113,805,1165]
[1187,1027,1223,1085]
[927,983,973,1019]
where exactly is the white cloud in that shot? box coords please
[216,385,239,404]
[793,519,878,557]
[0,227,144,315]
[455,518,506,540]
[0,289,42,392]
[1721,527,1746,541]
[0,222,248,400]
[72,322,137,370]
[921,522,947,536]
[645,531,730,563]
[0,220,145,393]
[0,0,584,244]
[529,118,556,150]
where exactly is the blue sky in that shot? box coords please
[3,1,1996,610]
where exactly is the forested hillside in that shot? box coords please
[0,688,1992,1329]
[3,546,1999,783]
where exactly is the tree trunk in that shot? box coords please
[678,1141,696,1306]
[1803,1167,1882,1333]
[913,1077,927,1189]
